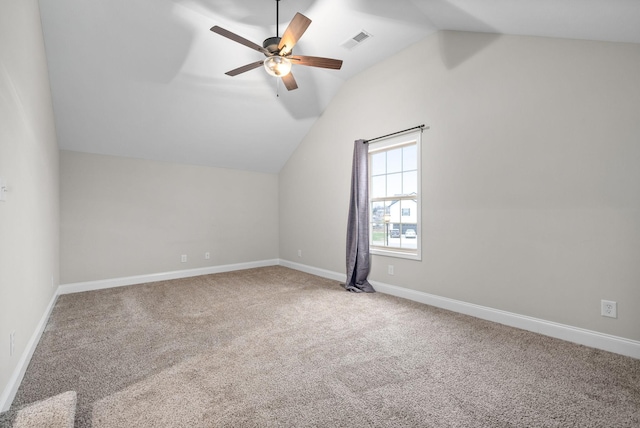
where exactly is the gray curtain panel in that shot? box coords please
[345,139,375,293]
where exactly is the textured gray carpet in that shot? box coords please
[2,266,639,427]
[12,391,76,428]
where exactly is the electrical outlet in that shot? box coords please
[388,265,394,275]
[205,252,210,260]
[181,255,187,263]
[298,249,302,258]
[10,331,15,356]
[601,300,617,318]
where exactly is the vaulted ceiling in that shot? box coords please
[39,0,640,173]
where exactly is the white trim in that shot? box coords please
[0,292,59,412]
[58,259,280,295]
[279,259,347,283]
[368,131,422,261]
[370,280,640,360]
[280,260,640,360]
[371,247,421,261]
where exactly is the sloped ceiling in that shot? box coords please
[39,0,640,173]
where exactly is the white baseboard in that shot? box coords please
[280,260,640,360]
[0,292,59,412]
[58,259,280,295]
[4,258,637,413]
[279,259,347,283]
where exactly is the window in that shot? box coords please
[369,131,421,260]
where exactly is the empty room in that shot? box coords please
[1,0,639,426]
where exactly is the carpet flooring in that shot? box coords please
[1,266,639,427]
[12,391,76,428]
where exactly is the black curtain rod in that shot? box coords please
[363,124,428,144]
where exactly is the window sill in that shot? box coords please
[371,247,421,261]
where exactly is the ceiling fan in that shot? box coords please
[210,0,343,91]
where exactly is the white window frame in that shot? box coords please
[368,130,422,261]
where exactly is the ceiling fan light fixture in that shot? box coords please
[263,56,292,77]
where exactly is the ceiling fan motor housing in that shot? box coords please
[263,37,283,55]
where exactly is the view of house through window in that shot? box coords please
[368,131,421,260]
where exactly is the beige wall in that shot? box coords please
[279,31,640,341]
[60,151,279,283]
[0,0,60,405]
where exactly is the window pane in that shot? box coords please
[371,175,386,198]
[371,152,386,176]
[403,170,417,195]
[371,201,386,223]
[387,148,402,174]
[371,201,385,246]
[400,200,417,250]
[403,145,417,171]
[386,173,402,197]
[386,200,400,248]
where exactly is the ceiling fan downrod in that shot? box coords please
[263,0,283,54]
[276,0,280,38]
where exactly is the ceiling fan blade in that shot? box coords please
[278,13,312,55]
[289,55,343,70]
[211,26,270,56]
[225,60,264,77]
[281,72,298,91]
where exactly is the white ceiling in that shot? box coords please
[38,0,640,173]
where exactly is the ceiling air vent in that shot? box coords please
[341,30,372,50]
